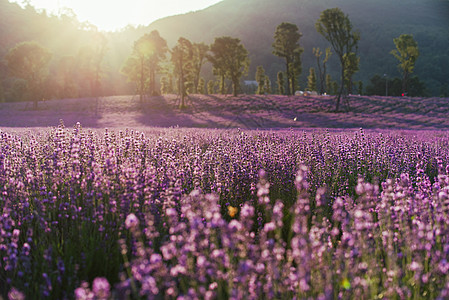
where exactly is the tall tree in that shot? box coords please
[121,31,167,101]
[171,37,193,108]
[313,47,332,94]
[209,36,249,97]
[277,71,285,95]
[197,77,205,94]
[255,66,266,95]
[343,52,360,94]
[191,43,209,94]
[316,8,360,111]
[265,77,272,94]
[272,22,303,95]
[207,80,216,95]
[325,74,333,95]
[5,41,52,109]
[307,67,317,92]
[390,34,419,95]
[146,31,168,96]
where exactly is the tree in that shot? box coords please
[391,34,419,95]
[307,67,317,92]
[197,77,205,94]
[357,81,363,95]
[343,52,360,94]
[313,47,332,94]
[209,36,249,97]
[265,77,272,94]
[145,31,168,96]
[255,66,266,95]
[207,80,216,94]
[316,8,360,111]
[272,22,304,95]
[121,31,168,101]
[191,43,209,94]
[325,74,333,95]
[171,37,193,108]
[5,41,52,108]
[277,71,285,95]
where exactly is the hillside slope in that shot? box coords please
[1,0,448,97]
[144,0,449,95]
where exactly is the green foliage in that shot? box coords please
[313,47,332,94]
[1,0,448,98]
[209,36,250,97]
[343,52,360,94]
[207,80,216,94]
[265,76,272,94]
[277,71,285,95]
[255,66,266,95]
[391,34,419,94]
[171,37,193,108]
[357,81,363,95]
[197,77,206,94]
[5,41,52,108]
[325,74,338,95]
[272,22,303,95]
[366,74,426,97]
[191,43,209,94]
[316,7,360,110]
[121,30,168,101]
[160,76,170,94]
[307,67,317,92]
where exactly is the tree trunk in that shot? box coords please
[336,58,345,112]
[232,78,238,97]
[179,60,185,109]
[139,57,144,102]
[285,60,291,95]
[402,71,409,95]
[220,75,225,95]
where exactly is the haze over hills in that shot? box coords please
[0,0,448,98]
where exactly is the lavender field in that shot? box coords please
[1,121,449,299]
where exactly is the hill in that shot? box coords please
[1,95,449,130]
[0,0,448,98]
[144,0,449,95]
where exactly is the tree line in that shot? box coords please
[2,7,421,111]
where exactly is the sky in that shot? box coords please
[13,0,223,31]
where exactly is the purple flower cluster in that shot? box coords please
[1,124,449,298]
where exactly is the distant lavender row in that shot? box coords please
[1,124,449,299]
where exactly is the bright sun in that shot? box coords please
[17,0,222,31]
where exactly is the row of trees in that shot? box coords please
[121,31,250,108]
[119,8,358,110]
[3,32,108,109]
[3,7,421,111]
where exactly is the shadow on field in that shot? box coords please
[2,94,449,130]
[0,97,102,128]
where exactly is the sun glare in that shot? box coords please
[15,0,222,31]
